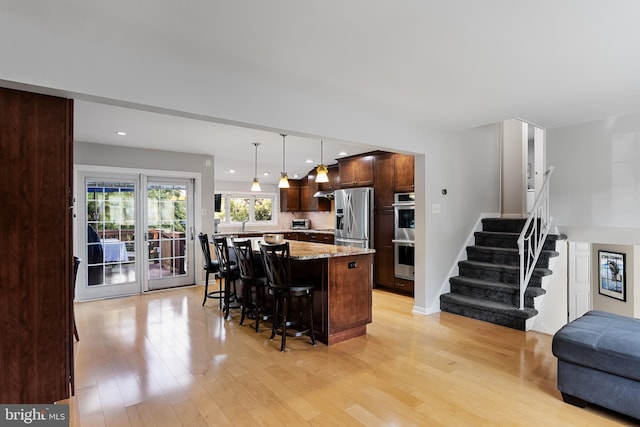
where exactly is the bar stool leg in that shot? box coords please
[308,293,316,346]
[280,296,288,352]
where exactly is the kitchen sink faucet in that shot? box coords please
[241,220,248,232]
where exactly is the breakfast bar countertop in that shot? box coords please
[236,237,375,261]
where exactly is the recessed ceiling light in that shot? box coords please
[338,151,348,156]
[293,174,300,178]
[263,172,270,176]
[305,159,313,164]
[116,131,127,136]
[228,169,235,174]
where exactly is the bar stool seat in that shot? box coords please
[259,241,316,351]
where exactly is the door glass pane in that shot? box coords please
[86,181,136,286]
[147,183,188,280]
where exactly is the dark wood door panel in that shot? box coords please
[0,88,73,403]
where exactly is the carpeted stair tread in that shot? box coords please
[449,276,546,297]
[458,260,552,276]
[470,245,559,257]
[440,293,538,319]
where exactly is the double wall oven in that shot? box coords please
[392,192,415,280]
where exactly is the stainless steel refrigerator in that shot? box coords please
[334,187,373,248]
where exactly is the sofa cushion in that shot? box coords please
[552,310,640,382]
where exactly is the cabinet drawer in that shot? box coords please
[394,277,414,294]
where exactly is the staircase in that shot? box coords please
[440,218,561,331]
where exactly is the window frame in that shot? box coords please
[214,191,277,226]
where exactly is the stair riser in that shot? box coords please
[449,282,535,307]
[466,249,554,268]
[458,265,544,287]
[440,301,527,331]
[474,233,558,251]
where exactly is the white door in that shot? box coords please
[146,178,195,290]
[75,171,196,300]
[568,242,591,321]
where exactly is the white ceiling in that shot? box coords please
[7,1,640,184]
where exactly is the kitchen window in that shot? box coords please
[214,192,276,225]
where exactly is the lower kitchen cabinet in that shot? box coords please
[393,277,415,294]
[286,231,334,244]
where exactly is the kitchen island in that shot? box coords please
[242,238,375,345]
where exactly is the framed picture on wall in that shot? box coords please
[598,250,626,301]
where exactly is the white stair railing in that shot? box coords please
[517,167,554,310]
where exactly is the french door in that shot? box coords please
[146,179,195,290]
[75,170,196,301]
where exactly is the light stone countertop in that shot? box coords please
[229,237,374,260]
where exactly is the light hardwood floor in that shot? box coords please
[62,283,636,426]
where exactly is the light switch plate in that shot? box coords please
[432,204,441,214]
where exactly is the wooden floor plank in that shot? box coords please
[58,283,638,426]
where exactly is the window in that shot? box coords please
[214,192,275,224]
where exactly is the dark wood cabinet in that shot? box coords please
[280,180,301,212]
[393,277,415,294]
[0,88,74,403]
[339,154,374,188]
[280,174,330,212]
[324,164,340,190]
[394,153,415,192]
[374,153,395,209]
[374,209,395,288]
[286,232,334,244]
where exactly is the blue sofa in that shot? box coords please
[552,310,640,420]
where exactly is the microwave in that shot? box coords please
[291,218,310,230]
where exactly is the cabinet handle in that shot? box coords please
[396,282,406,287]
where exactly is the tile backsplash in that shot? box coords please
[279,209,335,230]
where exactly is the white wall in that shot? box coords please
[548,113,640,319]
[532,240,568,335]
[548,113,640,243]
[418,123,502,313]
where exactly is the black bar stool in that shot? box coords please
[232,238,270,332]
[259,241,316,351]
[212,236,240,319]
[198,233,222,307]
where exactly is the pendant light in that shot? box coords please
[278,134,290,188]
[250,142,262,192]
[315,140,329,183]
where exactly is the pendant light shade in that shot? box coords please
[278,133,290,189]
[315,140,329,183]
[250,142,262,192]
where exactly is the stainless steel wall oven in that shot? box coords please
[392,192,415,280]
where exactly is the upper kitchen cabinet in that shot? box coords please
[374,152,395,209]
[280,172,330,212]
[319,164,340,191]
[394,153,415,192]
[280,179,301,212]
[338,154,374,188]
[303,167,331,212]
